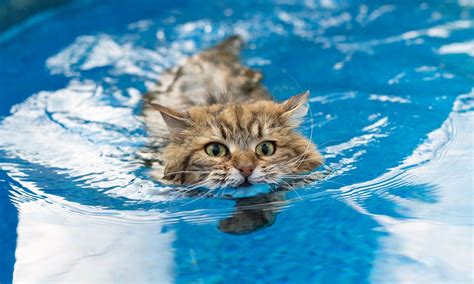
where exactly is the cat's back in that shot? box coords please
[144,35,270,111]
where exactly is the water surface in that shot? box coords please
[0,0,473,283]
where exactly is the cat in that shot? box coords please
[141,35,324,234]
[142,35,324,190]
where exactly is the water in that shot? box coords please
[0,0,473,282]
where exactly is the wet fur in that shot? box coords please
[142,35,323,189]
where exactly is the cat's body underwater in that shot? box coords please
[142,35,323,190]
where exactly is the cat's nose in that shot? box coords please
[238,165,255,178]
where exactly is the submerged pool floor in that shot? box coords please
[0,0,473,283]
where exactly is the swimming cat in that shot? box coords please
[142,35,323,190]
[141,36,324,234]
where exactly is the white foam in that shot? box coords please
[369,94,411,104]
[370,91,474,283]
[46,35,169,78]
[0,80,168,201]
[336,90,474,283]
[438,41,474,57]
[309,91,356,104]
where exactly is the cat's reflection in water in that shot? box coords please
[218,192,285,235]
[168,186,287,235]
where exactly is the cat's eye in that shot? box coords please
[205,143,227,157]
[255,141,276,156]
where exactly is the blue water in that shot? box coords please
[0,0,473,283]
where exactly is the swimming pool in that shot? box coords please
[0,0,473,282]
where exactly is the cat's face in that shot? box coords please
[152,93,323,189]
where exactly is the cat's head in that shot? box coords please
[151,92,323,189]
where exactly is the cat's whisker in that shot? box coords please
[266,155,303,169]
[279,174,323,180]
[265,156,321,174]
[179,182,207,192]
[180,190,213,206]
[267,121,318,170]
[273,177,306,203]
[164,170,212,176]
[264,156,308,172]
[277,170,346,188]
[179,179,221,206]
[317,139,345,149]
[219,186,227,198]
[179,175,217,190]
[321,179,348,187]
[274,156,320,169]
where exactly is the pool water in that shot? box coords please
[0,0,473,283]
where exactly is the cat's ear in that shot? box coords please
[150,103,190,134]
[281,91,309,127]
